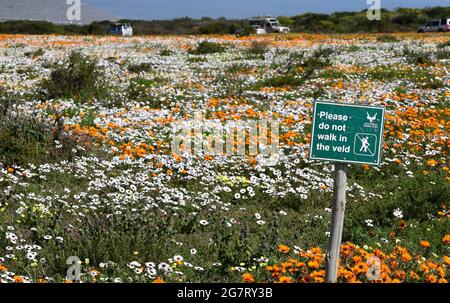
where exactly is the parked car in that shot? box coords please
[249,16,290,34]
[109,23,133,36]
[418,18,450,33]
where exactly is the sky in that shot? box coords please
[84,0,450,20]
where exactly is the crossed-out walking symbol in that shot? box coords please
[354,133,376,156]
[360,136,370,153]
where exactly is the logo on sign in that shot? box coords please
[364,111,379,129]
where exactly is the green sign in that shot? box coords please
[310,101,385,165]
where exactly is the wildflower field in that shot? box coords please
[0,33,449,283]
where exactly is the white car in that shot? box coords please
[109,23,133,36]
[249,16,290,34]
[418,18,450,33]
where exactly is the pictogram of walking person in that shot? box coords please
[360,136,370,153]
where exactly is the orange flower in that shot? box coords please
[242,273,255,283]
[352,263,368,274]
[278,244,290,254]
[152,277,165,283]
[409,271,420,280]
[442,234,450,244]
[307,260,320,269]
[13,276,24,283]
[398,220,407,229]
[401,252,413,262]
[7,167,14,174]
[0,264,7,271]
[426,274,437,283]
[443,256,450,266]
[278,276,292,283]
[427,159,437,167]
[420,240,431,248]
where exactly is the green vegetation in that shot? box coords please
[39,52,109,103]
[1,6,449,35]
[245,41,270,58]
[189,41,226,55]
[376,34,400,43]
[128,62,153,73]
[24,48,45,58]
[0,90,77,167]
[258,47,334,88]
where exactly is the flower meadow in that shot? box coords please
[0,33,449,283]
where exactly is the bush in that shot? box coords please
[403,48,434,65]
[437,40,450,48]
[128,62,153,73]
[376,34,400,43]
[0,113,79,167]
[39,52,109,102]
[189,41,226,55]
[24,48,45,58]
[435,49,450,60]
[159,49,173,56]
[312,46,334,60]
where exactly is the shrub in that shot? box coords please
[261,74,303,87]
[312,46,334,60]
[128,62,153,73]
[189,41,226,55]
[376,34,400,43]
[0,87,36,116]
[159,49,173,56]
[0,113,79,167]
[39,52,109,102]
[437,40,450,48]
[403,48,434,65]
[435,49,450,60]
[24,48,45,58]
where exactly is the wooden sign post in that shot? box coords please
[309,101,385,283]
[326,162,348,283]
